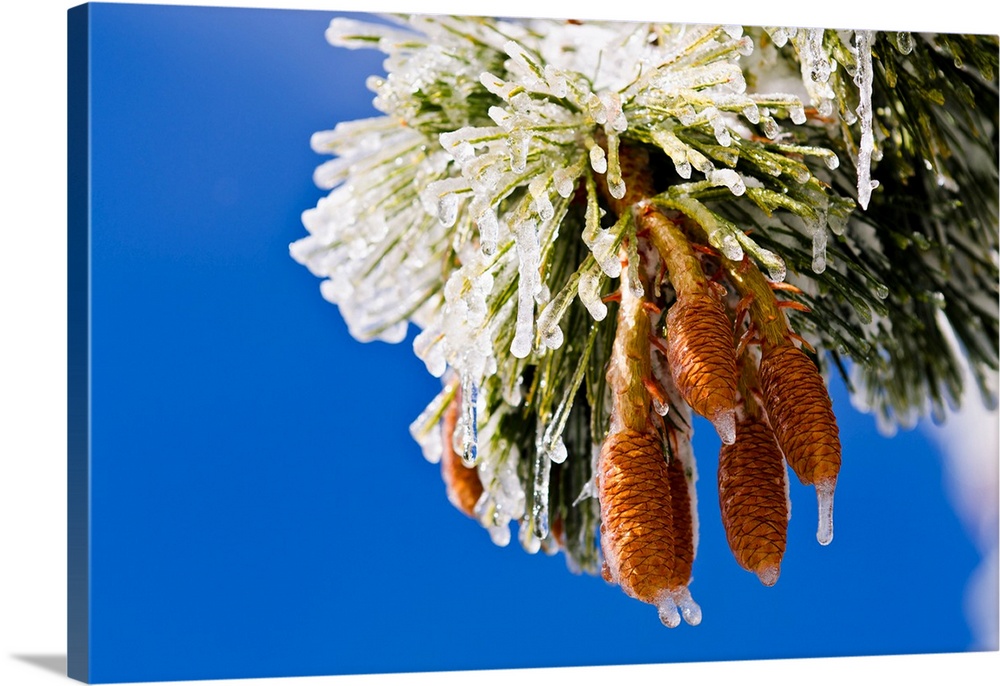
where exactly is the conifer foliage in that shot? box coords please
[291,16,999,625]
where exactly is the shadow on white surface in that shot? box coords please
[12,655,67,678]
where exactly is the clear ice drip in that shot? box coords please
[460,372,479,467]
[816,479,836,545]
[531,432,552,540]
[854,30,879,210]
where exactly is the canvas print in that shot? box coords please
[68,2,999,683]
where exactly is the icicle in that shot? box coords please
[511,220,542,358]
[816,479,836,545]
[532,434,552,540]
[460,372,479,467]
[811,218,828,273]
[854,30,879,210]
[605,130,626,199]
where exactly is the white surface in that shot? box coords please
[1,1,997,685]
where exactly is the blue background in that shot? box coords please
[81,3,986,682]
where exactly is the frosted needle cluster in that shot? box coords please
[292,15,1000,626]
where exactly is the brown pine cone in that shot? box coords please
[666,450,695,589]
[440,392,483,518]
[757,343,841,488]
[665,292,739,443]
[718,415,789,586]
[597,429,678,606]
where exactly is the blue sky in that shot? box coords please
[80,3,990,682]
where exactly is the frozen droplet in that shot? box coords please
[544,64,567,97]
[895,31,914,55]
[756,564,780,587]
[675,588,702,626]
[437,193,459,227]
[476,207,499,256]
[719,233,744,262]
[708,169,745,196]
[488,524,511,547]
[789,104,806,125]
[540,323,564,350]
[591,231,622,279]
[656,596,681,628]
[510,131,530,173]
[874,283,889,300]
[579,271,608,320]
[652,395,669,416]
[518,520,542,554]
[549,438,568,464]
[589,145,608,174]
[712,408,736,445]
[761,113,780,140]
[816,478,836,545]
[760,250,787,283]
[768,27,789,47]
[824,153,840,170]
[608,177,626,199]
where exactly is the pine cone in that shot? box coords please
[718,415,789,586]
[757,343,841,488]
[598,429,678,604]
[665,292,739,443]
